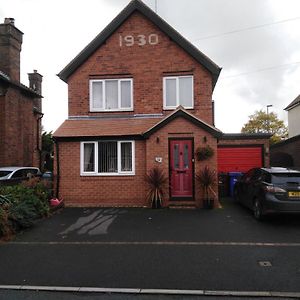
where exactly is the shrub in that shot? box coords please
[0,205,11,238]
[196,166,217,200]
[145,167,168,208]
[0,179,51,239]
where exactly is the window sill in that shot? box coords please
[80,173,135,177]
[89,109,134,112]
[163,107,194,110]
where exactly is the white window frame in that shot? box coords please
[89,78,133,112]
[80,140,135,176]
[163,75,194,110]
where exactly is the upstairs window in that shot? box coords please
[163,76,193,109]
[90,79,133,111]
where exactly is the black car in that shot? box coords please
[234,167,300,220]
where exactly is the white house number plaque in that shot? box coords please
[119,34,159,47]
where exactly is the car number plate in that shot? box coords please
[288,191,300,197]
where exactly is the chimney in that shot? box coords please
[28,70,43,95]
[0,18,23,82]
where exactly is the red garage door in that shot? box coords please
[218,146,263,173]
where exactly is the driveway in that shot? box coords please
[1,198,300,295]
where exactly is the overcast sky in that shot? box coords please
[1,0,300,133]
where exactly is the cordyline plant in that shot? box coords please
[196,166,221,208]
[145,167,168,209]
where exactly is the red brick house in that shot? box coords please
[0,18,43,168]
[54,0,269,207]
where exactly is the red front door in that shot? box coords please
[169,139,193,199]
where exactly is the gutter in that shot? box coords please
[54,139,60,198]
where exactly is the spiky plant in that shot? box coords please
[145,167,168,208]
[196,166,217,203]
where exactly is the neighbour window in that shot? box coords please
[81,141,135,175]
[163,76,193,109]
[90,79,133,111]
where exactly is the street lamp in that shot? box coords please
[266,104,273,115]
[266,104,273,133]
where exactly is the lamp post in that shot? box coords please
[266,104,273,133]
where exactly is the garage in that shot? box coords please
[217,145,263,173]
[217,133,271,197]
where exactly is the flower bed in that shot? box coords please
[0,178,51,240]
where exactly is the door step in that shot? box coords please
[169,202,196,209]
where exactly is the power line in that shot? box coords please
[220,61,300,79]
[192,16,300,41]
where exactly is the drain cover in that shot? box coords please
[258,261,272,267]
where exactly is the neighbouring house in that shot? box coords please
[53,0,270,207]
[0,18,43,169]
[285,94,300,138]
[270,95,300,170]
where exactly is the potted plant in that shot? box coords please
[196,166,218,209]
[145,167,168,209]
[195,145,214,161]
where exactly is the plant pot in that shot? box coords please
[203,198,214,209]
[152,197,162,209]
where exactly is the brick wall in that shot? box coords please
[56,117,218,207]
[67,11,214,125]
[0,86,41,167]
[57,140,148,207]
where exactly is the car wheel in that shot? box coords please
[253,198,264,221]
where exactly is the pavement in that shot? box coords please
[1,198,300,298]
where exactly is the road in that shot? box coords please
[0,199,300,298]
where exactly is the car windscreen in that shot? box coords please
[0,171,12,178]
[271,173,300,185]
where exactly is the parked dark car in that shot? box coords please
[234,167,300,220]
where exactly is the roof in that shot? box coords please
[143,106,222,138]
[270,133,300,149]
[220,133,272,140]
[53,117,162,139]
[0,70,42,98]
[58,0,221,88]
[261,167,300,174]
[53,107,223,140]
[0,166,39,171]
[284,94,300,111]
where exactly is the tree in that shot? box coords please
[241,110,288,144]
[41,131,54,171]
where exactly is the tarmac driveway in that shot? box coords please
[1,198,300,294]
[10,197,300,244]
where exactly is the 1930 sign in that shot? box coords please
[119,34,159,47]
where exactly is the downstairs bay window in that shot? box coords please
[81,141,135,176]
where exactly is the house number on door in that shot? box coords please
[119,34,159,47]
